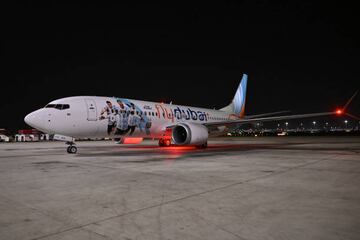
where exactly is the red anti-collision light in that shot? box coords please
[336,109,343,115]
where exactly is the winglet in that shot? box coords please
[335,90,358,115]
[335,90,359,120]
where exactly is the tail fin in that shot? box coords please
[220,74,248,118]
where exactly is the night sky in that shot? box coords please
[2,1,359,132]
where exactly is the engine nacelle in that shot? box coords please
[172,123,208,146]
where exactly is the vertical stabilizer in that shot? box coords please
[220,74,248,117]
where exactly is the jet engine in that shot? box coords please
[171,123,208,147]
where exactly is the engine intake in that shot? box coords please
[172,123,208,146]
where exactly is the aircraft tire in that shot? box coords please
[67,146,77,154]
[197,142,208,149]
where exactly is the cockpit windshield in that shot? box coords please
[45,104,70,110]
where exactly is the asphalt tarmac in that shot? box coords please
[0,136,359,240]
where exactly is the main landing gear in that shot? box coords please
[196,142,208,149]
[158,138,171,147]
[66,142,77,154]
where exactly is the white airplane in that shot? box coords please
[24,74,344,153]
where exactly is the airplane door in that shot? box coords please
[85,99,98,121]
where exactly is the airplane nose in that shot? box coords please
[24,112,37,128]
[24,113,33,126]
[24,110,46,130]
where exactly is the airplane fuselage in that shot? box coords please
[25,96,235,139]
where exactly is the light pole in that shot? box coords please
[312,121,316,129]
[344,120,348,129]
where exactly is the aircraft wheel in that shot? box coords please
[197,142,208,149]
[67,146,77,154]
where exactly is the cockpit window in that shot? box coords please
[61,104,70,110]
[45,104,70,110]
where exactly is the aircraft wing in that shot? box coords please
[204,111,337,127]
[244,110,290,119]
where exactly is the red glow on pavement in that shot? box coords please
[161,146,197,151]
[123,138,144,144]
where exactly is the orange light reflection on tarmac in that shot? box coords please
[127,144,249,158]
[123,138,143,144]
[124,143,285,162]
[159,146,199,163]
[127,145,199,161]
[127,144,244,152]
[161,146,198,151]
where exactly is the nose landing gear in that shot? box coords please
[66,142,77,154]
[52,135,78,154]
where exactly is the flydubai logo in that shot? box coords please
[155,104,208,122]
[173,107,208,121]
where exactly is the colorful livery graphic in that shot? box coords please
[98,97,210,137]
[24,74,343,153]
[99,99,152,136]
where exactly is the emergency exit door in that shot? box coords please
[85,99,98,121]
